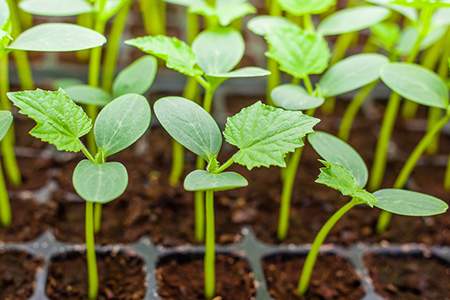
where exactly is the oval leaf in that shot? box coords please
[0,0,10,27]
[154,96,222,161]
[64,85,111,106]
[279,0,335,15]
[367,0,417,21]
[373,189,448,216]
[319,54,389,97]
[247,15,296,36]
[271,84,324,110]
[308,131,368,188]
[184,170,248,192]
[209,67,270,78]
[19,0,93,16]
[381,63,448,109]
[73,160,128,204]
[9,23,106,52]
[0,110,12,141]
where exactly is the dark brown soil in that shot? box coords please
[0,250,42,300]
[8,156,53,191]
[263,254,364,300]
[156,254,256,299]
[365,253,450,300]
[46,251,146,300]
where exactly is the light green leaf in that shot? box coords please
[7,89,92,152]
[64,85,111,106]
[0,0,10,27]
[94,94,151,157]
[247,15,297,36]
[380,63,448,109]
[215,0,255,26]
[0,111,12,141]
[208,67,270,78]
[265,26,330,78]
[192,28,244,75]
[73,160,128,204]
[432,8,450,27]
[184,170,248,191]
[319,54,389,97]
[391,0,450,8]
[9,23,106,52]
[396,26,447,55]
[19,0,92,16]
[370,22,401,51]
[318,6,390,36]
[373,189,448,216]
[308,131,368,187]
[271,84,324,110]
[279,0,335,15]
[112,55,157,97]
[154,96,222,161]
[101,0,125,21]
[125,35,202,77]
[54,78,83,89]
[224,101,320,169]
[366,0,417,21]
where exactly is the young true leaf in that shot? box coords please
[94,94,151,157]
[184,170,248,192]
[73,160,128,204]
[318,54,389,97]
[247,15,296,36]
[64,85,111,106]
[278,0,335,15]
[224,101,320,169]
[210,67,270,78]
[0,111,12,141]
[8,23,106,51]
[271,84,324,111]
[380,63,449,109]
[154,97,222,162]
[7,89,92,152]
[318,6,391,36]
[373,189,448,216]
[19,0,93,16]
[125,35,203,77]
[112,56,157,97]
[265,26,330,78]
[308,131,368,187]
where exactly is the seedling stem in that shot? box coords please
[204,190,215,299]
[0,164,11,227]
[85,201,99,300]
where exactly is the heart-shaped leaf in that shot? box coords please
[19,0,93,16]
[184,170,248,191]
[278,0,335,15]
[247,15,296,36]
[94,94,151,157]
[271,84,324,110]
[209,67,270,78]
[9,23,106,52]
[64,85,111,106]
[0,110,12,141]
[73,160,128,204]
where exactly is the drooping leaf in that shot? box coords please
[7,89,92,152]
[271,84,324,111]
[278,0,335,15]
[112,55,157,97]
[318,6,390,36]
[380,63,449,109]
[125,35,203,77]
[73,160,128,204]
[371,22,401,51]
[265,26,330,78]
[366,0,417,21]
[208,67,270,78]
[373,189,448,216]
[154,96,222,162]
[224,101,320,169]
[64,85,111,106]
[94,94,151,157]
[0,110,12,141]
[247,15,297,36]
[19,0,93,16]
[319,54,389,97]
[8,23,106,51]
[184,170,248,192]
[308,131,368,187]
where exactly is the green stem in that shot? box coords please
[444,154,450,191]
[203,86,215,113]
[303,14,314,31]
[139,0,165,35]
[0,164,11,227]
[195,157,205,241]
[85,201,99,300]
[215,157,234,173]
[93,152,105,233]
[169,141,184,186]
[76,14,94,62]
[266,0,281,105]
[298,199,359,295]
[204,190,215,299]
[426,108,442,155]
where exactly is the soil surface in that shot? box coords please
[263,254,364,300]
[365,253,450,300]
[0,250,42,300]
[156,254,256,299]
[46,251,146,300]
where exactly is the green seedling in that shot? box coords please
[0,110,13,226]
[7,89,151,300]
[139,0,166,36]
[297,131,448,296]
[154,96,318,299]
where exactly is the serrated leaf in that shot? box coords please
[184,170,248,192]
[73,160,128,204]
[247,15,297,36]
[265,26,330,78]
[7,89,92,152]
[125,35,203,77]
[373,189,448,216]
[271,84,324,111]
[64,85,111,106]
[0,110,12,141]
[208,67,270,78]
[224,101,320,169]
[19,0,93,16]
[279,0,335,15]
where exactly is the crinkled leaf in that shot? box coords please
[381,63,448,109]
[112,55,157,97]
[396,26,447,55]
[125,35,203,77]
[19,0,93,16]
[64,85,111,106]
[184,170,248,192]
[154,96,222,161]
[279,0,335,15]
[265,26,330,78]
[7,89,92,152]
[366,0,417,21]
[371,22,401,51]
[271,84,324,111]
[318,6,390,36]
[247,15,297,36]
[73,160,128,204]
[209,67,270,78]
[373,189,448,216]
[0,111,12,141]
[224,101,320,169]
[391,0,450,8]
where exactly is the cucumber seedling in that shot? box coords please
[7,89,151,300]
[154,96,319,299]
